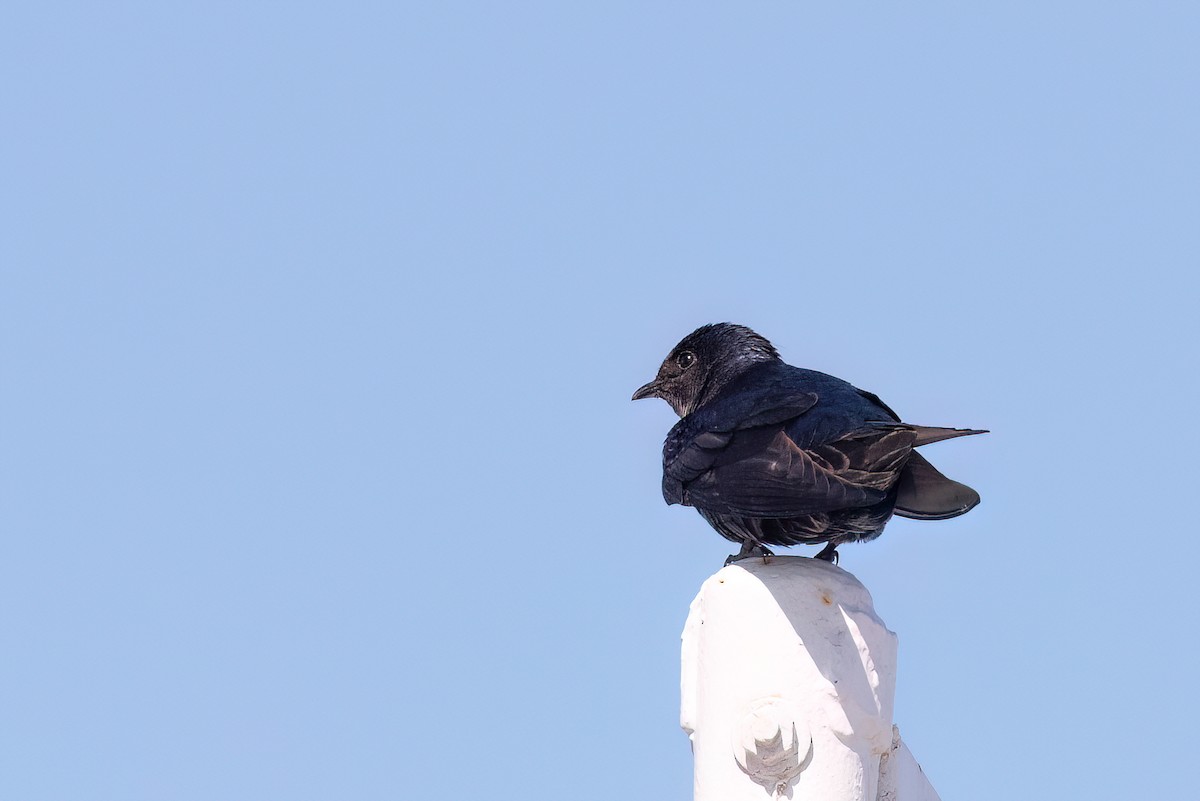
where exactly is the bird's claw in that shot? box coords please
[725,543,774,566]
[813,543,839,564]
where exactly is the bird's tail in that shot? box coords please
[892,426,987,520]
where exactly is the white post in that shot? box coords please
[680,556,941,800]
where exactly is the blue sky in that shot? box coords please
[2,3,1197,799]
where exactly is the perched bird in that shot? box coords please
[632,323,985,563]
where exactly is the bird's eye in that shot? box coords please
[675,351,696,370]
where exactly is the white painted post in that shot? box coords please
[680,556,941,800]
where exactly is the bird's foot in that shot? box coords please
[725,542,775,567]
[813,543,839,564]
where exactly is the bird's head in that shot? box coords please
[632,323,781,417]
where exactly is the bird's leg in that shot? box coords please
[813,542,839,564]
[725,540,775,567]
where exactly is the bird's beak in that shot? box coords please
[632,380,660,401]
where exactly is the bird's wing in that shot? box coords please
[855,388,901,422]
[661,389,818,506]
[665,416,915,517]
[687,426,913,516]
[908,425,989,446]
[729,389,822,430]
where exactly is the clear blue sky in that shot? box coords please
[2,3,1197,799]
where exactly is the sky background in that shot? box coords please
[2,2,1198,799]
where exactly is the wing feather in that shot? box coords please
[673,426,912,517]
[660,389,944,517]
[660,390,818,504]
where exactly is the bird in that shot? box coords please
[632,323,986,564]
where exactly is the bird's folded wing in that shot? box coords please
[730,388,820,430]
[667,426,911,516]
[661,390,819,505]
[907,425,989,446]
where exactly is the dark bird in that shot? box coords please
[632,323,986,564]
